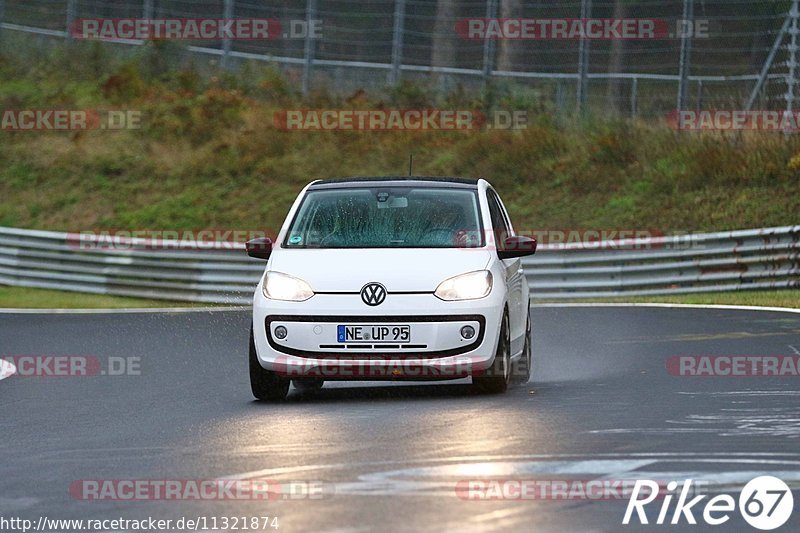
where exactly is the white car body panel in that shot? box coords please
[268,249,492,292]
[251,178,531,381]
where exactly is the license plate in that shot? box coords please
[337,325,411,343]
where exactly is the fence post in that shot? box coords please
[630,77,638,117]
[555,80,565,115]
[695,79,703,112]
[576,0,591,116]
[677,0,694,111]
[389,0,405,85]
[66,0,76,40]
[746,14,790,111]
[786,0,800,119]
[143,0,154,20]
[482,0,498,86]
[302,0,317,95]
[221,0,234,68]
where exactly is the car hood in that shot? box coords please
[268,248,493,292]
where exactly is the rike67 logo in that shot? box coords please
[624,476,794,530]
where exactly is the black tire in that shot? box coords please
[249,326,290,401]
[511,317,532,384]
[292,378,324,393]
[473,312,511,393]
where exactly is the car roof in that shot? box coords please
[308,176,480,190]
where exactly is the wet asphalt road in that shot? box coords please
[1,305,799,532]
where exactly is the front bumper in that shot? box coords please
[252,292,504,380]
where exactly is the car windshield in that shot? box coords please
[283,186,484,248]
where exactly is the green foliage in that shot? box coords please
[1,36,799,236]
[388,81,434,108]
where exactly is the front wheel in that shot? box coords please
[511,317,532,384]
[249,326,290,401]
[473,312,511,393]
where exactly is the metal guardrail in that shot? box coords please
[526,226,799,299]
[0,226,797,304]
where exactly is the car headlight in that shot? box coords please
[262,271,314,301]
[434,270,493,301]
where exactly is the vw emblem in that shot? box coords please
[360,283,387,306]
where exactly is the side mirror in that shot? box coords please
[246,237,273,260]
[497,235,537,260]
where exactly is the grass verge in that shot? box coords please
[0,285,221,309]
[1,33,799,235]
[537,290,799,309]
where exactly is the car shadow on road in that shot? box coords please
[250,382,502,404]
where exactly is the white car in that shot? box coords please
[246,177,536,400]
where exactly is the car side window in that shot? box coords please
[494,194,514,236]
[486,189,510,247]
